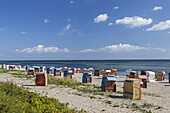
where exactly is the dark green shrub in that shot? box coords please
[0,82,85,113]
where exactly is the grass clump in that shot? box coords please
[0,82,85,113]
[105,101,112,104]
[113,104,119,107]
[90,96,96,99]
[143,92,161,97]
[116,91,123,94]
[74,92,83,96]
[0,69,10,73]
[126,102,163,113]
[48,76,89,88]
[77,87,104,96]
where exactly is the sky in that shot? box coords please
[0,0,170,60]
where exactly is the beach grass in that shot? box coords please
[143,92,161,97]
[47,76,90,88]
[0,81,85,113]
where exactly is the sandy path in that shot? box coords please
[0,73,169,113]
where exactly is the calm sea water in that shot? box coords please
[0,60,170,78]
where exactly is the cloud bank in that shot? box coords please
[147,20,170,31]
[16,45,70,53]
[80,44,146,53]
[116,16,152,28]
[79,43,166,53]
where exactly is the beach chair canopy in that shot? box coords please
[138,75,147,79]
[102,76,117,83]
[35,66,40,68]
[146,71,155,76]
[83,73,91,77]
[89,68,93,70]
[112,69,117,71]
[83,73,88,78]
[106,70,111,73]
[56,68,61,71]
[29,68,34,70]
[67,70,73,73]
[130,71,136,74]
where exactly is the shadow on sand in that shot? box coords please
[22,85,35,87]
[116,81,124,83]
[158,82,169,84]
[108,95,123,99]
[94,78,102,79]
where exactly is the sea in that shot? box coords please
[0,60,170,79]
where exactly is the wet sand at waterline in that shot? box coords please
[0,73,170,113]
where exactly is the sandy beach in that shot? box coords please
[0,73,169,113]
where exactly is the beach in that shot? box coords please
[0,72,169,113]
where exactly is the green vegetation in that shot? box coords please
[116,91,123,94]
[73,92,83,96]
[0,69,27,77]
[89,96,96,99]
[143,92,161,97]
[0,68,27,73]
[113,104,119,107]
[105,101,112,104]
[0,82,85,113]
[0,69,10,73]
[48,76,90,88]
[77,87,104,96]
[128,102,162,113]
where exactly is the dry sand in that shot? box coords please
[0,73,170,113]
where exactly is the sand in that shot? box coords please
[0,73,170,113]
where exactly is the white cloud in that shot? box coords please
[80,44,146,53]
[71,29,84,36]
[108,22,113,26]
[44,19,49,23]
[94,14,108,23]
[146,20,170,31]
[113,6,119,10]
[21,32,27,35]
[65,24,71,30]
[115,16,152,28]
[16,45,70,53]
[67,18,71,22]
[168,32,170,34]
[153,48,166,52]
[70,1,74,4]
[79,49,96,53]
[58,24,72,35]
[153,6,163,11]
[101,44,146,52]
[0,28,5,31]
[79,43,166,53]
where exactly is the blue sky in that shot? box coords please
[0,0,170,60]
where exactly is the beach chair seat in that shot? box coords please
[82,73,92,83]
[35,73,47,86]
[101,76,117,92]
[123,78,141,99]
[54,68,61,76]
[94,69,99,76]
